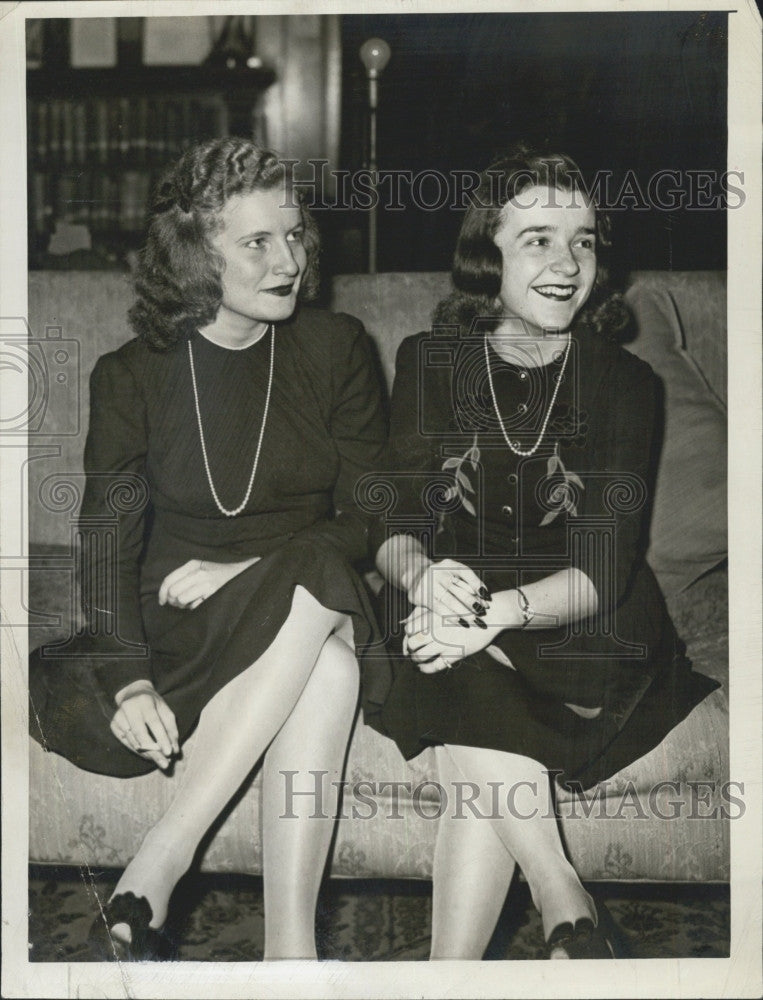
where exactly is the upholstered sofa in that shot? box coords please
[26,269,729,883]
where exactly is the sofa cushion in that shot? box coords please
[26,269,728,884]
[29,702,729,882]
[333,272,451,388]
[28,720,443,880]
[26,271,136,549]
[623,276,727,594]
[638,271,727,408]
[28,268,728,596]
[28,563,728,882]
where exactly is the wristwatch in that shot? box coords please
[515,587,535,629]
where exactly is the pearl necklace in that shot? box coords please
[484,331,571,457]
[188,325,275,517]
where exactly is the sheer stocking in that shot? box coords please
[436,744,595,949]
[106,586,358,958]
[430,747,516,959]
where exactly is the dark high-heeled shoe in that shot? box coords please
[88,891,175,962]
[546,915,615,959]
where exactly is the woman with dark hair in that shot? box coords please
[30,137,386,960]
[365,145,716,959]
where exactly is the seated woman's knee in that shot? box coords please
[316,633,359,690]
[293,585,352,633]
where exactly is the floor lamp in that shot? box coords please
[359,37,390,274]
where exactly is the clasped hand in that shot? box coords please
[158,557,260,609]
[403,605,500,673]
[111,680,179,770]
[404,558,488,617]
[402,559,496,673]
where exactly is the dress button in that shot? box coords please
[501,505,513,517]
[517,402,528,413]
[508,474,518,484]
[519,371,528,381]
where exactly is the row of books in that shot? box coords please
[27,95,228,167]
[30,168,162,235]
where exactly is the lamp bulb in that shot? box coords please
[359,38,391,76]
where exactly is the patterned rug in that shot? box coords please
[29,867,728,962]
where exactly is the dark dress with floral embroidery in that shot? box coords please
[30,308,387,777]
[362,323,717,790]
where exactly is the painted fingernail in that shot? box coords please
[457,618,470,628]
[473,617,488,629]
[473,602,487,615]
[479,587,491,601]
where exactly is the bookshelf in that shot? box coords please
[27,65,276,267]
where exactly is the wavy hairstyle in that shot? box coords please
[129,138,321,350]
[434,143,628,337]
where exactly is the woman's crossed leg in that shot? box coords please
[104,585,359,959]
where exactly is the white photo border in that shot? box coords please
[2,1,760,997]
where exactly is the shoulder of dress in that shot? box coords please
[390,331,453,389]
[286,306,363,339]
[282,307,373,376]
[402,330,430,346]
[92,337,180,397]
[610,342,657,387]
[394,330,430,363]
[578,329,657,397]
[96,335,161,369]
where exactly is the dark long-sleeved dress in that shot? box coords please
[30,308,387,777]
[362,322,718,790]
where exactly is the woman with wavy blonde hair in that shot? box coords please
[30,137,386,960]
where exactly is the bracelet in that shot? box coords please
[515,587,535,629]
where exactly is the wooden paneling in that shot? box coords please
[258,15,341,188]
